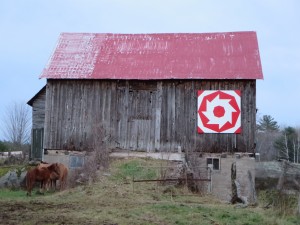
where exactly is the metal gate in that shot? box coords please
[132,165,212,194]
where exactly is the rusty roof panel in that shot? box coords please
[40,32,263,80]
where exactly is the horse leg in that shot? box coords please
[27,187,32,196]
[60,178,66,191]
[58,178,63,191]
[39,181,44,194]
[52,179,57,191]
[42,178,50,194]
[26,186,32,196]
[26,175,32,196]
[46,179,51,191]
[27,182,33,196]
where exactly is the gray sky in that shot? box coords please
[0,0,299,140]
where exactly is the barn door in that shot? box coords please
[31,128,44,160]
[126,82,156,152]
[129,119,152,151]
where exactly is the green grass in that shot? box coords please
[0,188,26,199]
[141,203,264,225]
[0,187,58,200]
[0,158,299,225]
[113,159,158,181]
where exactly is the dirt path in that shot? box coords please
[0,200,97,225]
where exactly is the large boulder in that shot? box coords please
[0,168,27,188]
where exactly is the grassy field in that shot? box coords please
[0,158,299,225]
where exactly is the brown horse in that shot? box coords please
[50,163,68,190]
[26,163,60,196]
[38,162,68,191]
[37,162,57,190]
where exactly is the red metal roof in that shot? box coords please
[40,32,263,80]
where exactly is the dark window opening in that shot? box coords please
[206,158,220,170]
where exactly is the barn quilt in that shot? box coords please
[197,90,241,133]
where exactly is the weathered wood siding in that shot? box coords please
[31,88,46,129]
[29,88,46,160]
[44,79,256,153]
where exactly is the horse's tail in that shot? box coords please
[25,171,29,187]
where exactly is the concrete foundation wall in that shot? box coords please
[197,153,255,202]
[44,150,86,168]
[43,150,256,202]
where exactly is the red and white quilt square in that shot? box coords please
[197,90,241,133]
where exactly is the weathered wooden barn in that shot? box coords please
[28,31,263,161]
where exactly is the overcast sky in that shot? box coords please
[0,0,299,140]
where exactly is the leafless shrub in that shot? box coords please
[92,123,110,170]
[68,123,110,187]
[183,151,209,193]
[259,160,300,215]
[261,190,297,216]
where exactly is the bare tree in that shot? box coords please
[275,127,300,163]
[293,127,300,163]
[256,131,280,161]
[283,132,290,161]
[2,102,31,147]
[256,114,280,161]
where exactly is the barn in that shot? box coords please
[28,31,263,201]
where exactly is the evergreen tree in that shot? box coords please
[257,115,280,132]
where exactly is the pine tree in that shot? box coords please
[257,115,279,132]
